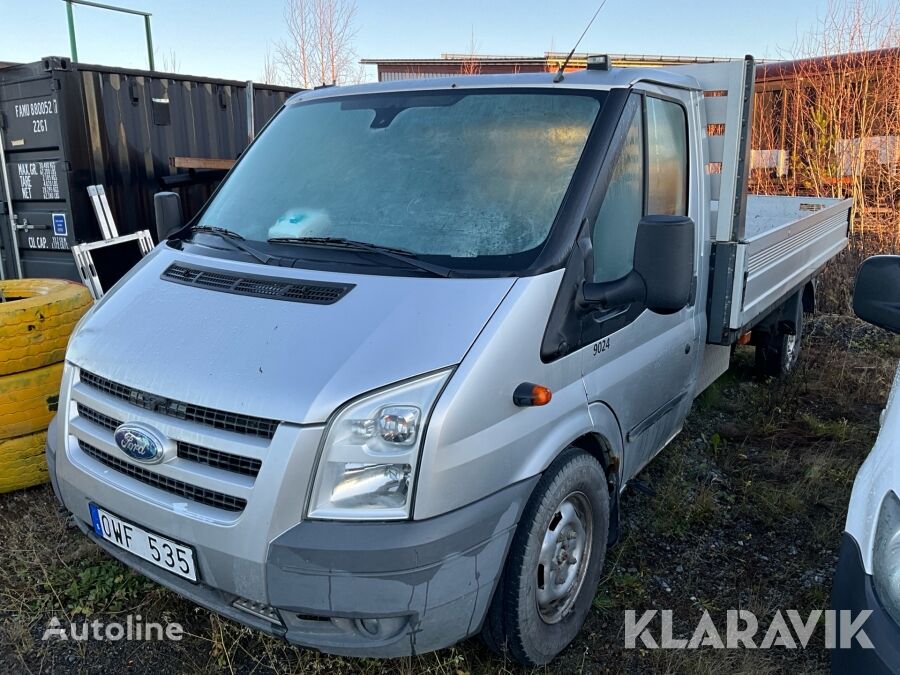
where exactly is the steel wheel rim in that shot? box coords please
[536,491,593,624]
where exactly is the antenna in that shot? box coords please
[553,0,610,83]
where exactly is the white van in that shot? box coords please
[47,57,851,664]
[832,255,900,674]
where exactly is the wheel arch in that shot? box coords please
[753,287,804,337]
[529,401,624,546]
[568,432,619,486]
[532,401,624,487]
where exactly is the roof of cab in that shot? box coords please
[286,66,703,105]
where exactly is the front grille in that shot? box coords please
[162,262,354,305]
[77,404,118,432]
[76,403,262,478]
[78,440,246,512]
[80,370,280,439]
[177,441,261,477]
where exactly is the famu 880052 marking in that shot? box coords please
[14,99,58,118]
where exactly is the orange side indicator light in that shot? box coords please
[513,382,553,407]
[738,331,752,345]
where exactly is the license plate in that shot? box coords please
[89,503,198,582]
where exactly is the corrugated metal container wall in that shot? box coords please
[0,56,298,280]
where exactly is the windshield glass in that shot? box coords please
[197,89,604,269]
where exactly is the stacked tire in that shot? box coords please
[1,279,92,493]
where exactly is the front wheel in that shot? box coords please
[482,448,609,665]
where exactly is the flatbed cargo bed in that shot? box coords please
[739,195,852,331]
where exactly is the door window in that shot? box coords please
[591,109,643,283]
[590,95,688,284]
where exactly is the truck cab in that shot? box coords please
[46,57,851,665]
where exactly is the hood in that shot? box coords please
[67,247,515,425]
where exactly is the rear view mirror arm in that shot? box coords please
[581,271,645,310]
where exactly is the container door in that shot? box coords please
[0,60,85,280]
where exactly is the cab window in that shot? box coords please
[591,95,688,284]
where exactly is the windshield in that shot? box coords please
[196,89,605,270]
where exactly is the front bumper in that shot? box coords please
[48,425,536,657]
[831,532,900,674]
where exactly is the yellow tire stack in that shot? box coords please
[0,279,92,493]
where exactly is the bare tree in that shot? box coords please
[275,0,360,88]
[261,46,280,85]
[787,1,900,215]
[156,48,180,73]
[459,27,481,75]
[751,0,900,310]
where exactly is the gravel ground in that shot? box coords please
[1,314,897,674]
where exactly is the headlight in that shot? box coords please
[873,491,900,625]
[307,369,451,520]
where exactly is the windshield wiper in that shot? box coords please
[267,236,454,278]
[189,226,274,265]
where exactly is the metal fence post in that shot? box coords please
[245,81,255,144]
[65,0,79,62]
[144,14,155,70]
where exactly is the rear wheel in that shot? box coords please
[482,448,609,665]
[754,300,804,377]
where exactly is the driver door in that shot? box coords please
[580,90,702,482]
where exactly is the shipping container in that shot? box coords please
[0,56,297,280]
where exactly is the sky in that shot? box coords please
[0,0,872,83]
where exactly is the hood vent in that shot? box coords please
[162,263,354,305]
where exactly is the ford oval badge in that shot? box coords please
[114,423,167,464]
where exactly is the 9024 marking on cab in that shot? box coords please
[592,337,611,356]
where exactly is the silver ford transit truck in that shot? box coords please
[46,56,852,664]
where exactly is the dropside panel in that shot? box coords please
[737,196,852,330]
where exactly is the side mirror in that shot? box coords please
[583,215,695,314]
[853,255,900,333]
[154,191,183,241]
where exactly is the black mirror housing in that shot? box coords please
[583,215,695,314]
[154,191,183,241]
[635,215,695,313]
[853,255,900,334]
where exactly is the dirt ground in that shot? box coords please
[1,314,897,675]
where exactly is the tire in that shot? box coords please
[0,279,92,377]
[482,448,610,665]
[0,362,64,440]
[0,430,48,493]
[754,307,803,377]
